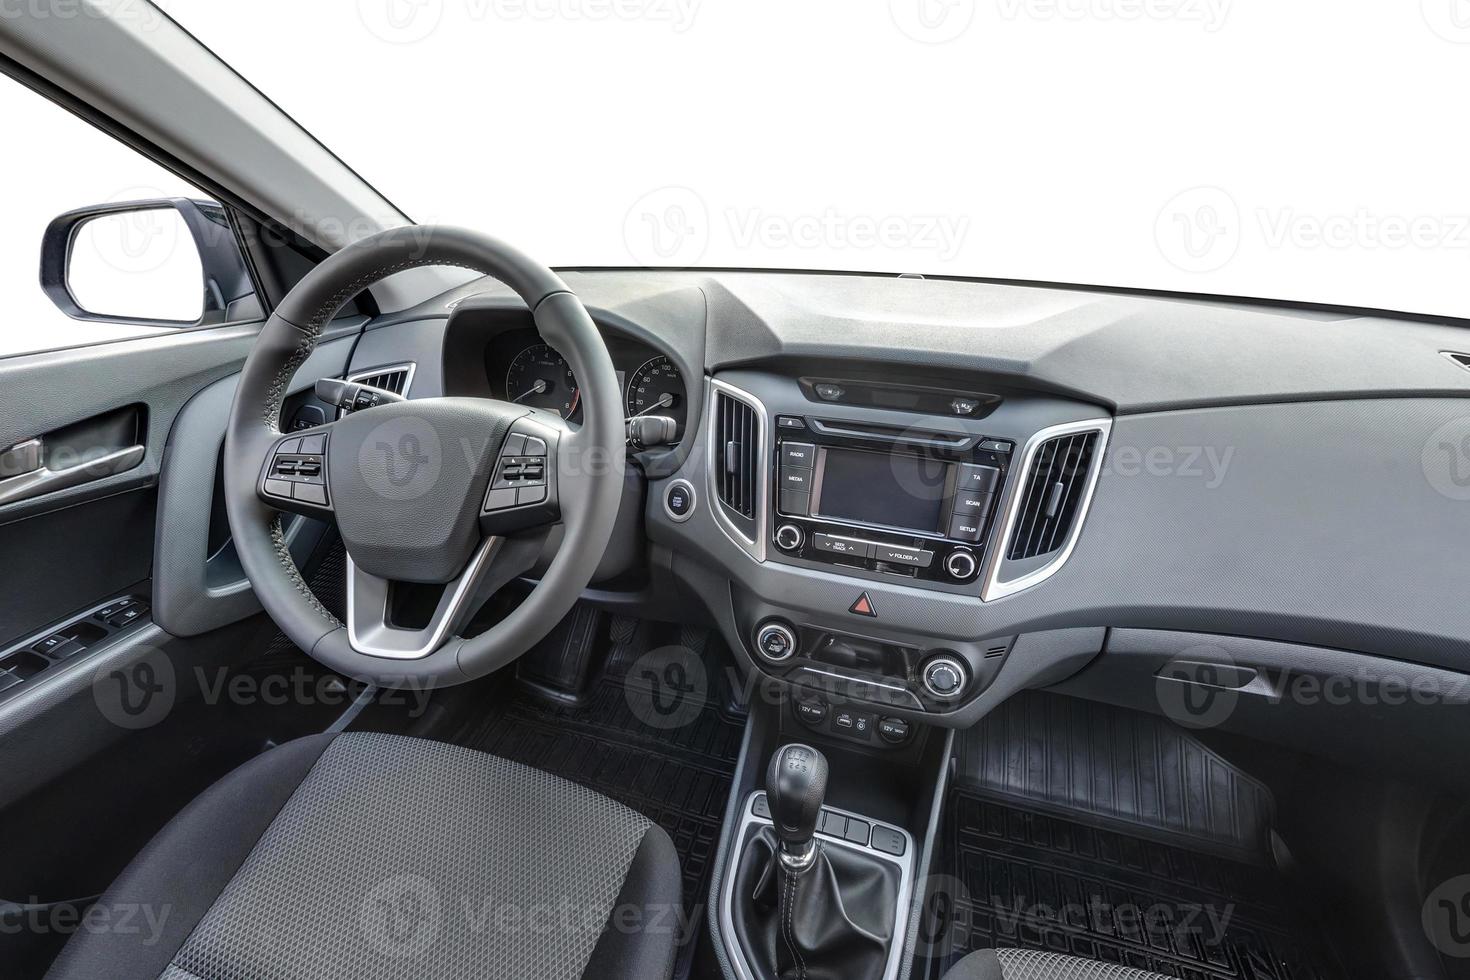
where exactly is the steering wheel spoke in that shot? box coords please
[257,426,336,519]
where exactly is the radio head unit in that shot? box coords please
[772,416,1011,585]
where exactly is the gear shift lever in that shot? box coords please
[765,743,828,871]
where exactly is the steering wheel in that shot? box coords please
[222,227,625,687]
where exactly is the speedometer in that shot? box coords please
[506,344,581,420]
[625,355,686,437]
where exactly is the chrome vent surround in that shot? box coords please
[983,418,1112,601]
[707,379,767,562]
[348,362,415,397]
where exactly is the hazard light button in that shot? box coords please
[849,592,877,617]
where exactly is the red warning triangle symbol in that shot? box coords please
[849,592,877,617]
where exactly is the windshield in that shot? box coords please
[160,1,1470,320]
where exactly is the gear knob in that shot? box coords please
[766,743,829,861]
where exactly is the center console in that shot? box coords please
[769,415,1012,587]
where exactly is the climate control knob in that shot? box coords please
[775,524,804,552]
[755,621,798,662]
[922,655,968,700]
[945,549,978,580]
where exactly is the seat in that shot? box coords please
[943,949,1171,980]
[45,732,681,980]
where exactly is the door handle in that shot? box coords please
[0,443,145,506]
[0,438,43,479]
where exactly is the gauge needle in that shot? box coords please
[512,379,550,403]
[626,393,676,420]
[567,388,581,417]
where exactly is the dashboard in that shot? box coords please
[346,267,1470,785]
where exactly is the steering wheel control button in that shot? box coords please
[775,524,805,551]
[922,656,969,700]
[295,483,328,506]
[871,543,933,568]
[945,549,979,580]
[262,432,332,512]
[813,533,869,558]
[848,592,878,618]
[664,480,696,522]
[503,433,527,456]
[755,621,797,662]
[878,717,911,744]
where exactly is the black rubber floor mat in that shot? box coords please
[456,621,744,980]
[956,691,1275,860]
[927,792,1341,980]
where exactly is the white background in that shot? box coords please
[4,0,1470,357]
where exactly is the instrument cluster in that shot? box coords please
[485,328,689,438]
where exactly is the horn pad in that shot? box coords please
[328,398,525,583]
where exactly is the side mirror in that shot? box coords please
[40,198,261,327]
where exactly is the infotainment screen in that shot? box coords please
[815,448,949,533]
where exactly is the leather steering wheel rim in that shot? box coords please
[222,226,625,688]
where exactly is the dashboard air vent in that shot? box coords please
[715,391,759,521]
[349,363,414,396]
[1444,352,1470,372]
[1007,430,1100,562]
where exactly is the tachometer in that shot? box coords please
[625,355,686,437]
[506,343,581,420]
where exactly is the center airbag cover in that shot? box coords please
[329,398,526,583]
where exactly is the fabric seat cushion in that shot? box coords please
[45,731,680,980]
